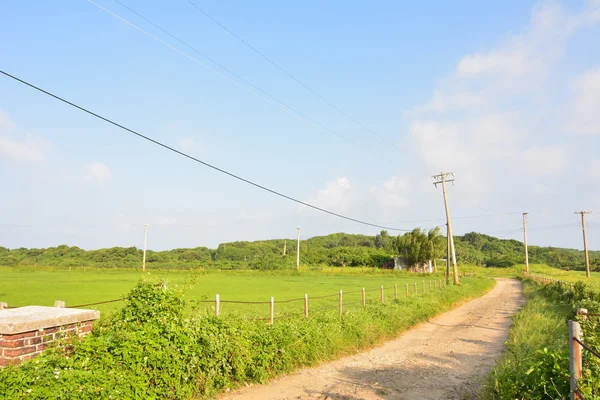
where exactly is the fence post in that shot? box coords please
[380,286,384,303]
[405,283,409,297]
[339,290,343,316]
[215,294,220,317]
[304,294,309,318]
[54,300,65,308]
[269,297,274,325]
[569,320,582,400]
[394,284,398,300]
[414,282,417,295]
[422,280,425,294]
[0,302,7,310]
[362,288,366,308]
[577,308,588,321]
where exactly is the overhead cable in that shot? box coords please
[186,0,415,159]
[88,0,413,171]
[0,69,411,232]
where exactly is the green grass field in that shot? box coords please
[0,266,454,318]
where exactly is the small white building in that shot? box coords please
[393,257,434,273]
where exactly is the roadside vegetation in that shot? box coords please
[482,278,600,399]
[0,276,494,399]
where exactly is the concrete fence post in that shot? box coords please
[422,280,425,294]
[215,294,220,317]
[405,283,409,297]
[304,294,309,318]
[414,282,417,295]
[269,297,274,325]
[394,284,398,300]
[362,288,366,308]
[54,300,65,308]
[569,320,582,400]
[380,286,384,303]
[0,302,7,311]
[339,290,343,316]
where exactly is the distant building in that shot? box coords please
[393,257,435,273]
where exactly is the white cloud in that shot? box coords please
[304,177,352,211]
[518,145,569,176]
[457,48,530,79]
[177,136,199,153]
[565,67,600,135]
[369,176,410,209]
[83,162,112,184]
[584,160,600,177]
[156,216,177,226]
[410,91,486,114]
[404,0,600,202]
[529,183,556,195]
[0,110,50,163]
[0,133,49,163]
[0,110,16,132]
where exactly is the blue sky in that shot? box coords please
[1,0,599,251]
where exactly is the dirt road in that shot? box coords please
[221,278,524,400]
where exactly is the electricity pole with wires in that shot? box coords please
[574,211,592,278]
[433,172,459,285]
[523,211,529,274]
[296,226,301,269]
[142,224,149,272]
[446,223,451,282]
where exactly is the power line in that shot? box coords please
[389,211,523,225]
[88,0,414,172]
[0,69,412,232]
[186,0,415,160]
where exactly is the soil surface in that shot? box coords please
[220,278,524,400]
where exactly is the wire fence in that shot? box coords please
[0,279,453,323]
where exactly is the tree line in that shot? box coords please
[0,231,597,271]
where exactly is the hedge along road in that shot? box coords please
[220,278,524,400]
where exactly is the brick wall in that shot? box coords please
[0,320,94,366]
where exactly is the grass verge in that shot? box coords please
[0,276,494,399]
[482,279,600,399]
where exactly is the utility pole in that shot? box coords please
[574,211,591,278]
[142,224,149,272]
[446,223,450,283]
[283,240,287,256]
[523,212,529,274]
[296,226,301,269]
[433,172,459,285]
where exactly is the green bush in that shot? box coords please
[0,277,493,399]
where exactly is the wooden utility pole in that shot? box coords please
[574,211,591,278]
[296,226,301,269]
[142,224,149,272]
[523,212,529,274]
[433,172,459,285]
[446,223,450,283]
